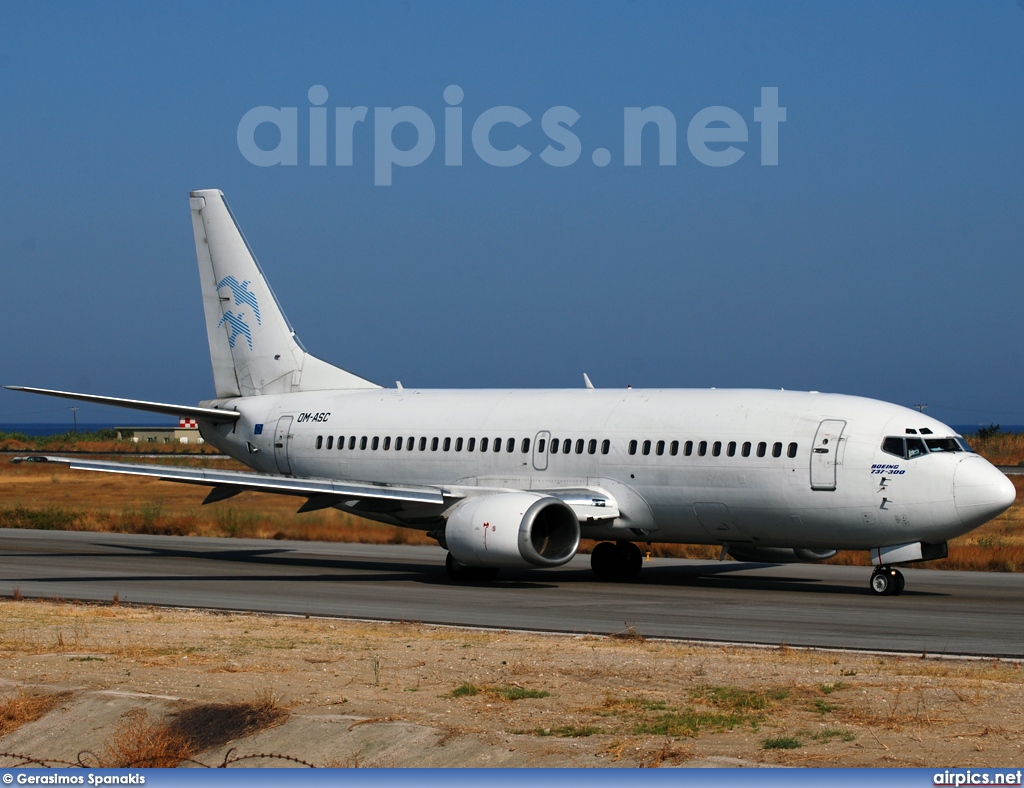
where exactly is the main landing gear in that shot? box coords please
[870,566,905,596]
[591,540,644,582]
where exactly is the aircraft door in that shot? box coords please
[533,430,551,471]
[274,415,294,475]
[810,419,846,491]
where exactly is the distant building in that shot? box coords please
[117,418,204,444]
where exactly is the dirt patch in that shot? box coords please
[0,599,1022,767]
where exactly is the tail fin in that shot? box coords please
[189,189,379,398]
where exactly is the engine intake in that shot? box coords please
[445,492,580,569]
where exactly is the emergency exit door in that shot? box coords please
[274,416,294,475]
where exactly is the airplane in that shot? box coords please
[7,189,1016,596]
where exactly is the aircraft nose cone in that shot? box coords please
[954,457,1016,529]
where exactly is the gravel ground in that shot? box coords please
[0,600,1022,768]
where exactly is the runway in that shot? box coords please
[1,528,1021,658]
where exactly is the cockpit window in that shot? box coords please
[883,435,969,459]
[925,437,964,453]
[906,437,927,458]
[882,437,906,458]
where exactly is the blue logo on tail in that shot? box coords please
[218,310,252,349]
[217,276,261,325]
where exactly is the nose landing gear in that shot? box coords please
[870,566,905,596]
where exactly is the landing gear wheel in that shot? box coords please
[445,552,499,582]
[870,567,900,596]
[591,541,644,582]
[616,540,644,581]
[591,542,620,581]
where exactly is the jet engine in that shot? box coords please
[727,546,839,564]
[444,492,580,569]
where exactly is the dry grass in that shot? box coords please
[95,691,289,767]
[966,432,1024,467]
[0,458,434,545]
[0,690,68,738]
[98,709,193,767]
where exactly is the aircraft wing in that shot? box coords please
[11,455,451,509]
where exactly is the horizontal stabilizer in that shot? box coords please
[11,455,448,506]
[3,386,240,423]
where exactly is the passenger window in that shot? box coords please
[431,437,439,451]
[418,437,427,451]
[523,438,531,453]
[494,438,502,453]
[742,441,751,457]
[383,436,391,451]
[480,437,488,452]
[394,436,402,451]
[467,437,475,452]
[881,437,904,458]
[316,435,323,450]
[360,436,368,450]
[372,436,380,450]
[906,438,927,458]
[670,440,678,456]
[698,441,707,457]
[588,439,597,455]
[756,442,766,457]
[550,438,560,454]
[326,436,333,450]
[642,440,651,456]
[629,440,637,455]
[443,437,451,451]
[727,441,736,457]
[601,439,610,455]
[575,439,584,454]
[338,436,345,450]
[507,438,515,453]
[772,442,782,458]
[684,440,693,456]
[656,440,665,456]
[712,441,721,457]
[350,436,357,450]
[563,439,571,454]
[455,437,463,452]
[788,442,798,458]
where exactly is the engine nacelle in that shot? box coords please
[445,492,580,569]
[727,546,840,564]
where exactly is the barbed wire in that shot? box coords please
[0,749,318,769]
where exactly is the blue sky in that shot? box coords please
[1,1,1023,428]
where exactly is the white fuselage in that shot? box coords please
[199,387,1013,552]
